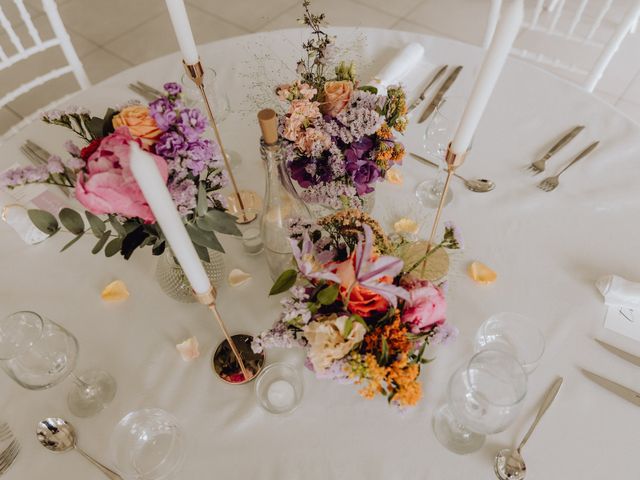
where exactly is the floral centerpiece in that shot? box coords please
[252,210,462,407]
[276,1,408,212]
[0,83,239,260]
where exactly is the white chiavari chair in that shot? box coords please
[484,0,640,92]
[0,0,89,110]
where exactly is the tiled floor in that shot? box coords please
[1,0,640,136]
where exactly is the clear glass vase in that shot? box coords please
[155,248,226,303]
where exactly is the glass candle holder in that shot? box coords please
[180,67,230,123]
[242,227,263,255]
[255,363,303,415]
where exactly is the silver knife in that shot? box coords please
[596,339,640,367]
[581,369,640,406]
[407,65,447,113]
[541,125,585,162]
[419,65,463,124]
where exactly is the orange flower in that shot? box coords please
[112,105,162,147]
[364,317,411,356]
[335,254,390,317]
[376,123,393,140]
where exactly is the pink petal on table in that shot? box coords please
[176,336,200,361]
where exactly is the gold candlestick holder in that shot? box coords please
[194,288,264,385]
[183,60,257,225]
[422,143,467,274]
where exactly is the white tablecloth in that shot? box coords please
[1,28,639,480]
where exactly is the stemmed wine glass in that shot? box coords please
[433,350,527,454]
[0,311,116,417]
[415,96,467,207]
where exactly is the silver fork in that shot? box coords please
[528,125,585,174]
[0,439,20,476]
[0,424,10,443]
[537,141,599,192]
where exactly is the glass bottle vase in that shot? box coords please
[155,248,226,303]
[260,139,312,280]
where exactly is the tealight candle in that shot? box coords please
[242,227,263,255]
[267,380,295,410]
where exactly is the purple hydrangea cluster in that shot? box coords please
[149,83,227,216]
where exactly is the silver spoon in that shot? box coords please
[410,152,495,192]
[36,417,122,480]
[494,377,563,480]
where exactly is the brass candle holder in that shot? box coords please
[422,143,467,275]
[194,288,264,385]
[183,60,257,224]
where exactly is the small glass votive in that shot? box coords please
[474,312,545,374]
[242,227,263,255]
[255,363,303,415]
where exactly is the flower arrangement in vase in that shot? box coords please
[1,83,239,261]
[276,1,408,214]
[252,210,462,408]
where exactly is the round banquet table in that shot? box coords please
[1,27,639,480]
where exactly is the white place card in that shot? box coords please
[604,306,640,342]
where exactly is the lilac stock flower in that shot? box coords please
[168,178,198,216]
[251,320,304,354]
[46,155,65,174]
[177,108,207,141]
[64,140,81,157]
[291,231,339,283]
[184,138,215,175]
[430,323,459,346]
[149,97,177,131]
[347,225,409,308]
[163,82,182,96]
[306,357,354,384]
[281,285,312,324]
[154,131,187,158]
[0,168,25,188]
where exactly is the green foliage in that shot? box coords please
[85,211,106,237]
[61,233,83,252]
[28,209,59,235]
[104,237,122,257]
[317,284,339,305]
[92,230,111,254]
[269,269,298,296]
[195,210,241,236]
[186,224,224,253]
[196,181,208,217]
[59,208,84,235]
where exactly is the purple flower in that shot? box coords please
[177,108,207,141]
[64,140,81,157]
[184,138,215,175]
[347,225,409,308]
[431,323,459,346]
[344,136,374,163]
[346,159,381,195]
[149,97,177,131]
[168,178,198,216]
[291,231,339,283]
[164,82,182,96]
[154,131,187,158]
[46,155,65,174]
[251,320,304,354]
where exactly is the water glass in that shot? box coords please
[255,363,303,415]
[111,408,185,480]
[180,67,230,123]
[433,350,527,454]
[474,312,545,374]
[415,96,466,207]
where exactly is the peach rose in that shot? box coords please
[321,80,353,116]
[112,105,162,146]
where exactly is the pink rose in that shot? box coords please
[321,80,353,116]
[75,127,168,223]
[401,282,446,334]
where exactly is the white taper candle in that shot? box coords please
[450,0,523,155]
[129,143,211,294]
[164,0,199,64]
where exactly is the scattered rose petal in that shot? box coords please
[228,268,252,287]
[176,336,200,361]
[386,168,403,185]
[101,280,130,301]
[468,261,497,284]
[393,218,419,235]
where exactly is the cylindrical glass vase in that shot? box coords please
[155,249,226,303]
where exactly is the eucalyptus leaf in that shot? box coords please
[196,182,208,217]
[269,269,297,296]
[28,209,59,235]
[317,284,339,305]
[104,237,123,257]
[193,243,210,263]
[60,232,83,252]
[85,211,106,237]
[186,224,224,252]
[121,226,149,260]
[59,208,85,235]
[91,230,111,254]
[108,215,126,236]
[86,116,104,140]
[196,210,242,236]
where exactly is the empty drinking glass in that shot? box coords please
[474,312,545,374]
[433,350,527,454]
[0,311,116,417]
[111,408,185,480]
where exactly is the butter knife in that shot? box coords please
[596,339,640,367]
[419,65,463,124]
[407,65,447,113]
[581,369,640,406]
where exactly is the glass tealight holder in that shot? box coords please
[111,408,185,480]
[242,227,263,255]
[255,363,303,415]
